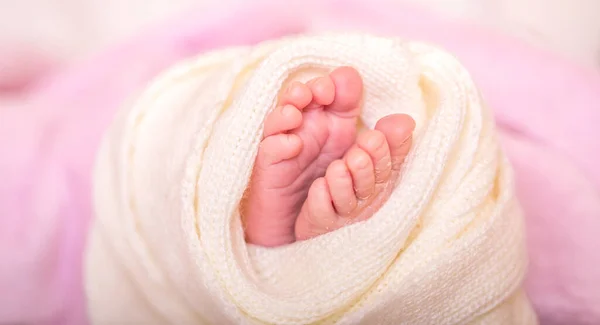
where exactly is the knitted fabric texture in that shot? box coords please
[85,33,537,324]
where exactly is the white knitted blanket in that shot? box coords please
[85,33,537,325]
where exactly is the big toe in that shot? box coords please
[327,66,363,118]
[374,114,415,170]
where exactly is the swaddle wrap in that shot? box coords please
[85,33,537,324]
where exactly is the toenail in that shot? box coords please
[355,188,372,200]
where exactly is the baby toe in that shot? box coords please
[263,104,302,137]
[257,133,303,166]
[263,104,303,137]
[295,177,337,241]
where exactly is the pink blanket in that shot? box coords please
[1,1,599,324]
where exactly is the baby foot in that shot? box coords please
[295,114,415,241]
[241,67,363,247]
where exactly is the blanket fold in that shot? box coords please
[85,33,537,324]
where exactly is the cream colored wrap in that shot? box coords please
[85,33,537,325]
